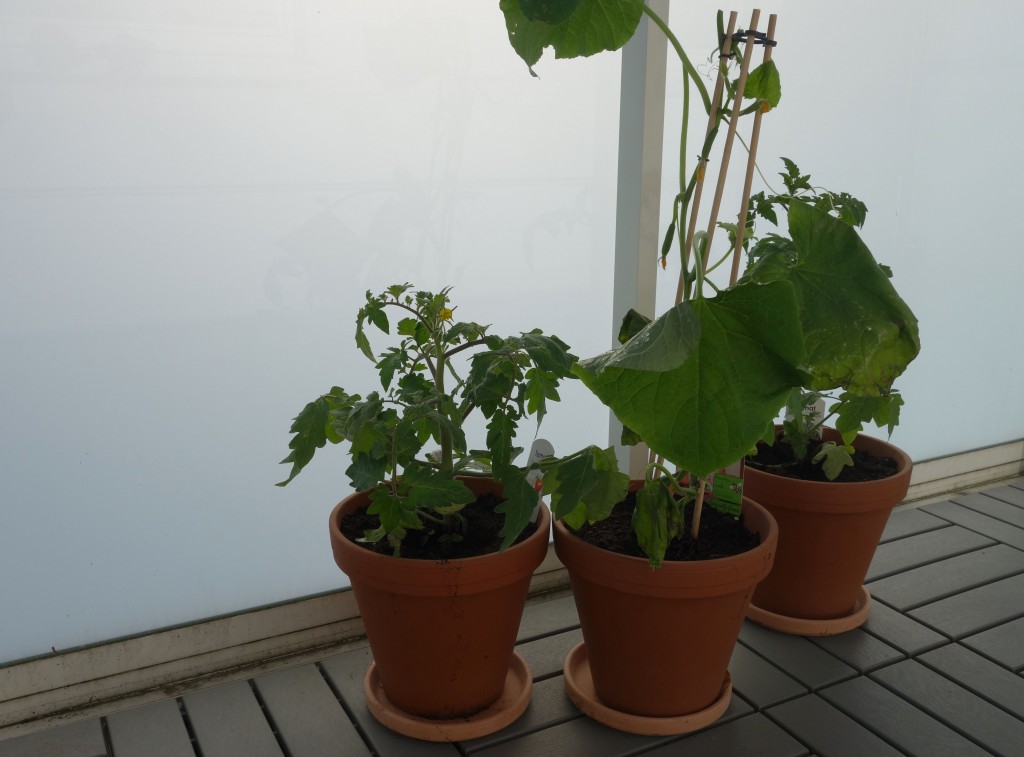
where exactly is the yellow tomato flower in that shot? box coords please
[439,307,454,321]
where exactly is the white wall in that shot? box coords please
[656,0,1023,459]
[2,0,1021,665]
[0,2,620,663]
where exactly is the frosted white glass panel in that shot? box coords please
[655,0,1023,460]
[0,2,621,662]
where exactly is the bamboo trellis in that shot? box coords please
[661,9,780,539]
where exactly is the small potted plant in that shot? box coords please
[738,165,920,634]
[277,283,578,741]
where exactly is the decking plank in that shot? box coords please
[918,643,1024,719]
[953,491,1024,528]
[105,699,193,757]
[738,623,857,690]
[515,592,580,642]
[460,676,580,753]
[982,484,1024,508]
[866,544,1024,611]
[640,713,810,757]
[923,500,1024,551]
[908,573,1024,638]
[469,695,752,757]
[319,646,461,757]
[807,629,904,674]
[0,719,106,757]
[818,675,990,757]
[865,525,993,582]
[182,681,282,757]
[765,694,903,757]
[253,663,371,757]
[728,642,807,709]
[461,709,657,757]
[962,616,1024,672]
[859,597,948,655]
[516,628,584,681]
[878,507,950,543]
[871,659,1024,756]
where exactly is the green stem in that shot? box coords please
[433,330,453,471]
[677,61,690,273]
[641,5,711,113]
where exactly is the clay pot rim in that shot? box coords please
[553,495,778,597]
[746,427,913,490]
[330,479,551,593]
[744,428,913,513]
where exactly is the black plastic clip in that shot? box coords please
[729,29,778,47]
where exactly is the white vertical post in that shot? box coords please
[610,0,668,478]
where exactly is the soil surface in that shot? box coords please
[746,434,898,483]
[341,492,537,560]
[570,491,761,561]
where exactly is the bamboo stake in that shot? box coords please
[729,13,777,286]
[675,11,738,306]
[698,9,761,276]
[690,476,707,540]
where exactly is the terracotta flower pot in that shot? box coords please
[329,477,550,741]
[744,428,912,635]
[553,494,777,735]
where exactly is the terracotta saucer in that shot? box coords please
[746,585,872,636]
[363,652,531,742]
[562,642,732,736]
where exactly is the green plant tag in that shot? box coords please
[706,473,743,516]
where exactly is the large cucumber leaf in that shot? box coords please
[500,0,643,72]
[745,202,920,395]
[574,280,806,477]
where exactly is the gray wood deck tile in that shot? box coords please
[516,592,580,642]
[923,500,1024,550]
[954,491,1024,529]
[908,573,1024,638]
[866,544,1024,611]
[818,675,991,757]
[866,525,994,582]
[878,507,950,543]
[253,663,370,757]
[182,680,283,757]
[319,646,461,756]
[470,695,752,757]
[516,627,584,680]
[640,713,810,757]
[738,623,858,690]
[807,629,904,673]
[919,643,1024,719]
[0,719,106,757]
[105,699,192,757]
[467,710,661,757]
[765,694,903,757]
[962,616,1024,671]
[859,597,949,655]
[460,676,580,753]
[728,642,807,709]
[868,659,1024,753]
[984,483,1024,508]
[871,659,1024,756]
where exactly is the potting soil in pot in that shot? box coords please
[571,491,760,561]
[339,492,538,560]
[748,436,898,483]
